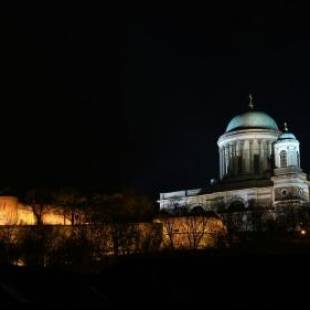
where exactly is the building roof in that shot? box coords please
[226,111,279,132]
[278,132,296,140]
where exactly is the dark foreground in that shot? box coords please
[1,240,310,308]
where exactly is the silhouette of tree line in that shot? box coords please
[16,187,155,225]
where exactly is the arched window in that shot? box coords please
[280,150,288,168]
[191,206,205,215]
[228,200,245,212]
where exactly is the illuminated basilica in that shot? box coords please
[159,96,310,226]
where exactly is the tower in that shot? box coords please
[272,123,309,207]
[273,122,300,169]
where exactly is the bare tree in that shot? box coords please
[157,211,176,250]
[54,188,87,225]
[19,188,55,225]
[185,214,209,249]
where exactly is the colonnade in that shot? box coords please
[219,139,275,179]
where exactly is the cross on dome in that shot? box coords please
[284,122,288,132]
[248,93,254,110]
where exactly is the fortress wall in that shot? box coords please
[156,216,226,249]
[0,196,19,225]
[0,196,73,226]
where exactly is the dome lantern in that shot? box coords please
[278,122,296,140]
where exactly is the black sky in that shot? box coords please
[1,4,310,195]
[1,9,122,192]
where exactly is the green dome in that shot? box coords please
[226,111,278,132]
[278,132,296,140]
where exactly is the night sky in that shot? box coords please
[1,4,310,196]
[0,9,121,192]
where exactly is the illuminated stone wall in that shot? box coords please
[156,216,226,250]
[0,196,19,225]
[0,196,71,226]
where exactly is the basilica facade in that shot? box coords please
[159,98,310,227]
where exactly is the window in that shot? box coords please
[228,200,245,212]
[297,152,300,167]
[280,150,288,168]
[254,154,260,174]
[281,189,288,197]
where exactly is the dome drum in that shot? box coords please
[219,110,281,180]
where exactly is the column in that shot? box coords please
[219,147,223,179]
[224,145,228,176]
[268,140,273,157]
[249,140,253,174]
[222,147,225,178]
[227,144,232,176]
[258,139,264,173]
[240,140,245,174]
[219,147,221,178]
[232,142,237,176]
[236,141,241,175]
[243,140,250,173]
[264,140,268,172]
[230,143,234,176]
[261,139,266,173]
[222,146,225,176]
